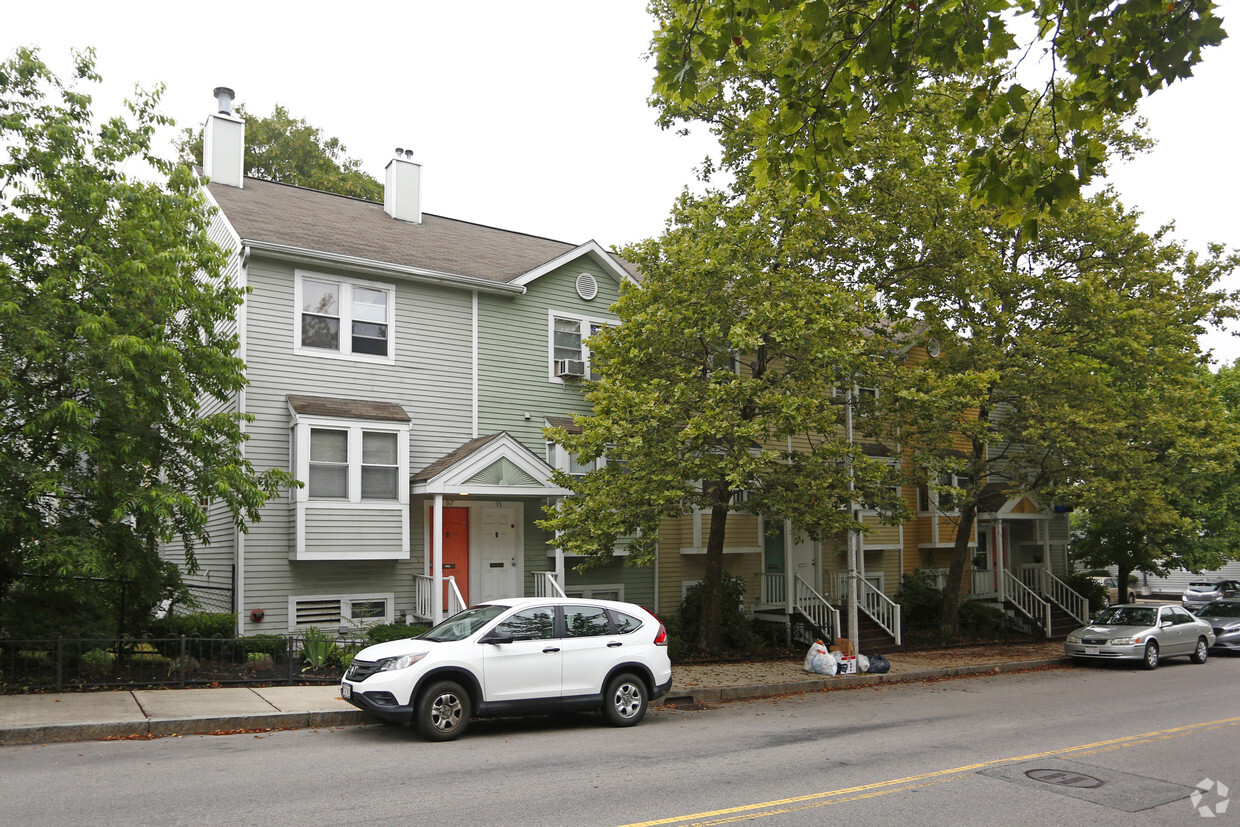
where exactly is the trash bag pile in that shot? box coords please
[802,642,892,676]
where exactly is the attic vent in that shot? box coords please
[575,272,598,301]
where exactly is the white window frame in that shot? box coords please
[296,420,410,504]
[546,441,604,476]
[548,310,611,383]
[919,472,970,514]
[294,270,396,364]
[563,584,626,601]
[288,592,395,632]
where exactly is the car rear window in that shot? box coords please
[564,605,611,637]
[610,610,645,634]
[1189,582,1219,590]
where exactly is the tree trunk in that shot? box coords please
[696,501,730,655]
[1116,565,1133,604]
[939,500,978,640]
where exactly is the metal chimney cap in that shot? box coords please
[213,87,236,115]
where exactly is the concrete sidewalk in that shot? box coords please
[0,646,1070,746]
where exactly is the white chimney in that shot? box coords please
[203,87,244,188]
[384,149,421,223]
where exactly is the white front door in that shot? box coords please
[476,503,520,603]
[791,530,817,590]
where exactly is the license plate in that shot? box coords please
[1085,647,1099,655]
[341,682,352,699]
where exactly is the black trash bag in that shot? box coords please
[866,653,891,674]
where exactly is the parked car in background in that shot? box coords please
[1065,604,1214,669]
[1089,576,1133,607]
[1181,580,1240,612]
[340,597,672,741]
[1194,599,1240,654]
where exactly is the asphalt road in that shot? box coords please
[3,656,1237,826]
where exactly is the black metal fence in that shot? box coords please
[0,633,369,693]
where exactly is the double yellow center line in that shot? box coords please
[617,715,1240,827]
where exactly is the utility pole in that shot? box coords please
[844,387,860,657]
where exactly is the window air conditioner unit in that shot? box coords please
[555,358,586,378]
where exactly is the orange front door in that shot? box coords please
[441,507,470,608]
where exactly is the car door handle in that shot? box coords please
[607,641,622,648]
[543,647,560,654]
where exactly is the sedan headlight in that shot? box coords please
[377,652,427,671]
[1108,637,1140,645]
[1066,635,1082,644]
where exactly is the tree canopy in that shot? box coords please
[0,48,292,633]
[176,103,382,201]
[649,0,1228,221]
[540,186,905,652]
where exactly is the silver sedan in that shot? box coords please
[1065,604,1215,669]
[1194,599,1240,654]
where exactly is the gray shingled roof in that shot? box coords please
[412,433,506,483]
[208,177,601,284]
[287,394,411,422]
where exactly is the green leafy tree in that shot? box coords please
[176,103,382,201]
[649,0,1227,220]
[1073,362,1240,593]
[819,88,1240,635]
[539,187,905,653]
[0,48,293,633]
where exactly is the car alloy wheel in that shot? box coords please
[602,673,647,727]
[1190,637,1209,664]
[1142,641,1160,671]
[416,680,471,741]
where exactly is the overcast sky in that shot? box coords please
[6,1,1238,362]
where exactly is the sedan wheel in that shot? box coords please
[1142,641,1160,671]
[416,680,471,741]
[1190,637,1209,664]
[602,673,648,727]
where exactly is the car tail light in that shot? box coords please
[653,621,668,646]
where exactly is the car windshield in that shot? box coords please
[419,605,509,642]
[1094,607,1156,627]
[1196,601,1240,618]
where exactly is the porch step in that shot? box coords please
[1045,604,1079,640]
[837,611,897,652]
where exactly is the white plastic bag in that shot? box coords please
[857,654,870,673]
[810,651,838,676]
[803,640,829,673]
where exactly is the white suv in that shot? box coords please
[341,597,672,741]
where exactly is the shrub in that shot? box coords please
[1060,571,1109,613]
[80,648,114,678]
[896,571,945,627]
[245,652,274,672]
[957,599,1010,639]
[147,612,236,659]
[299,626,334,669]
[238,634,290,664]
[365,622,428,643]
[0,583,115,640]
[677,572,755,656]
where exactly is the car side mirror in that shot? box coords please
[480,632,515,645]
[1160,620,1173,628]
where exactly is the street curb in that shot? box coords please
[656,657,1071,706]
[0,709,370,746]
[0,658,1070,745]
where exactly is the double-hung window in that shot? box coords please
[297,272,394,361]
[549,312,610,381]
[305,427,403,501]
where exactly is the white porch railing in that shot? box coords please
[413,574,468,622]
[972,568,998,598]
[856,576,902,646]
[760,572,787,607]
[1032,568,1089,626]
[445,575,467,617]
[531,570,566,598]
[1002,569,1052,634]
[793,575,839,642]
[413,574,433,621]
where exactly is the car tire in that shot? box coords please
[602,673,647,727]
[416,680,471,741]
[1142,641,1160,671]
[1190,637,1209,664]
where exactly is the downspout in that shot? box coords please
[235,244,250,636]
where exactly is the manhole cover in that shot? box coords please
[1026,769,1104,789]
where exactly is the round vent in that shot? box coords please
[575,272,598,301]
